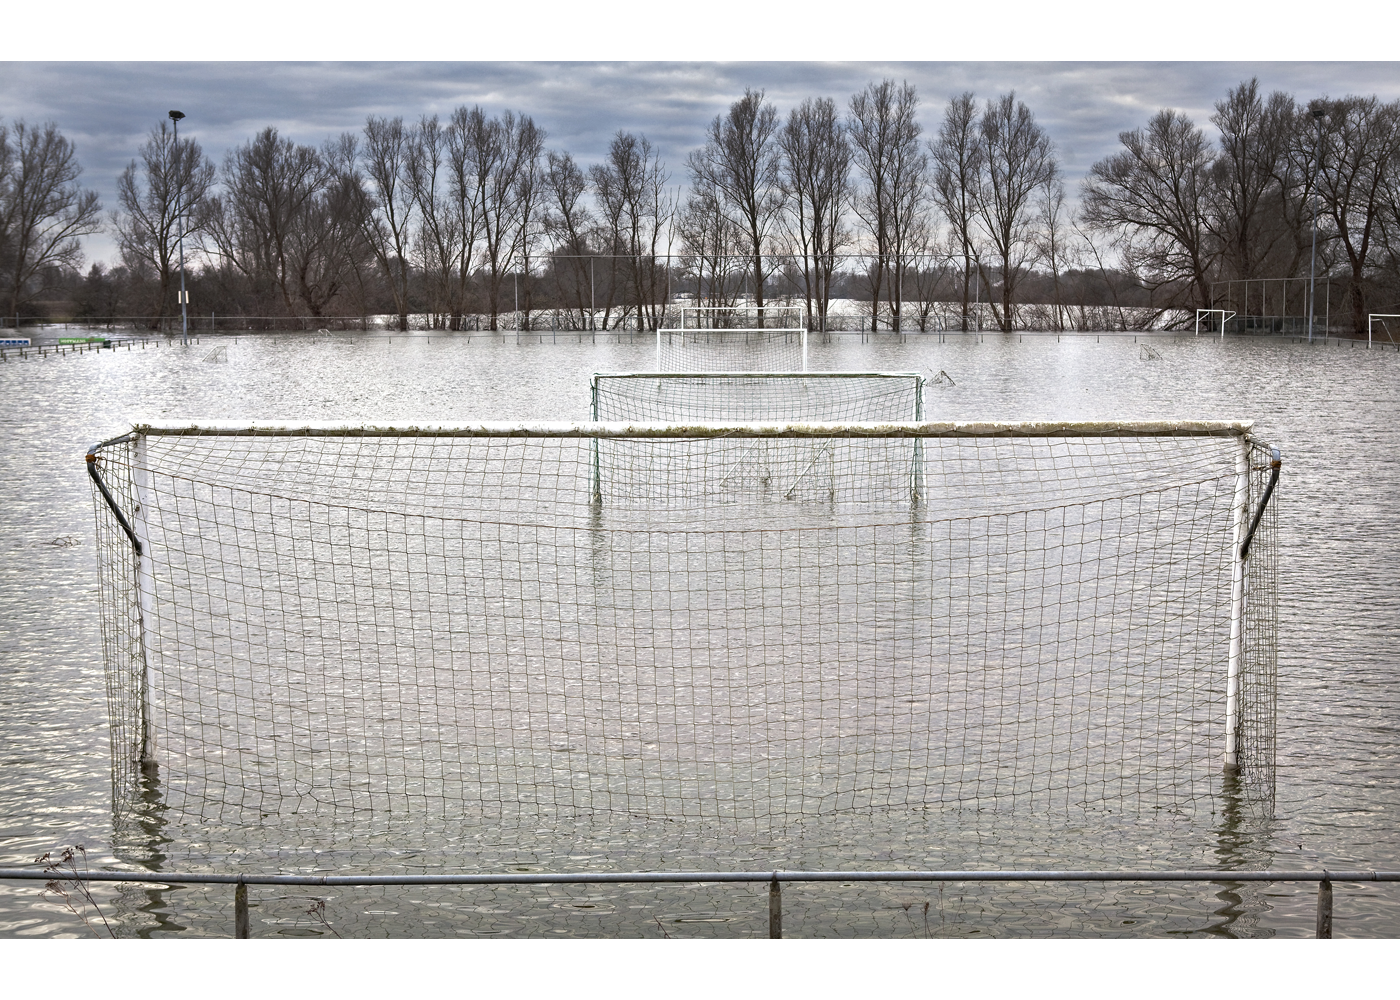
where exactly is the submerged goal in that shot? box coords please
[590,372,924,423]
[88,420,1279,846]
[657,305,806,372]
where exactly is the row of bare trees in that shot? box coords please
[1083,79,1400,333]
[13,76,1400,334]
[674,82,1063,333]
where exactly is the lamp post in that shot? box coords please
[1307,103,1328,344]
[169,110,188,346]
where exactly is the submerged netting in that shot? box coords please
[592,373,923,423]
[89,422,1277,851]
[656,329,807,372]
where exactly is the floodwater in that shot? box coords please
[1,329,1398,938]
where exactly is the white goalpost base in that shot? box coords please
[88,420,1280,849]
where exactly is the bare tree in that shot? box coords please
[778,96,851,333]
[512,123,547,330]
[677,179,747,315]
[452,108,546,330]
[848,80,929,331]
[407,114,463,328]
[1208,78,1298,283]
[1036,172,1077,332]
[687,88,783,323]
[207,127,330,318]
[112,120,215,326]
[1314,95,1400,333]
[930,93,985,331]
[975,92,1057,331]
[286,134,374,319]
[542,150,597,329]
[0,120,102,322]
[592,131,674,331]
[360,116,416,331]
[1082,108,1216,311]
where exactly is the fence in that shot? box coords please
[1,867,1392,939]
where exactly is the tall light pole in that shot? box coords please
[1307,103,1328,344]
[169,110,188,346]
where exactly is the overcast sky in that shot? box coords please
[5,60,1400,265]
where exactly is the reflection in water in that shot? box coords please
[112,761,187,938]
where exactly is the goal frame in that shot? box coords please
[588,371,926,420]
[1195,308,1237,337]
[672,304,805,330]
[656,327,808,372]
[1369,313,1400,348]
[88,418,1280,830]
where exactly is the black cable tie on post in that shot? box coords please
[86,438,142,556]
[1240,446,1281,559]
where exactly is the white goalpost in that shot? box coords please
[590,372,924,424]
[1195,308,1237,337]
[1369,314,1400,348]
[88,419,1280,848]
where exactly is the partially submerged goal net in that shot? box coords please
[658,305,806,372]
[591,372,924,423]
[88,421,1278,847]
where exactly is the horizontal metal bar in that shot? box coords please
[661,327,809,334]
[130,419,1255,440]
[591,371,924,380]
[1,868,1394,887]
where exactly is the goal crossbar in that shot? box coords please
[127,418,1255,440]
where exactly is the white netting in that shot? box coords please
[657,307,807,372]
[89,422,1277,849]
[673,305,804,330]
[591,373,923,424]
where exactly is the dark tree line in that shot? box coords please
[9,75,1400,335]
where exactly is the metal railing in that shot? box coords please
[2,867,1393,939]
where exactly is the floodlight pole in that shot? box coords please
[1307,104,1327,344]
[169,110,189,347]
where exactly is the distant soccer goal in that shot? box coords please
[88,420,1279,849]
[1195,308,1237,337]
[590,372,924,423]
[1369,314,1400,347]
[658,305,807,371]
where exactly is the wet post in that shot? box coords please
[1315,878,1332,939]
[768,875,782,939]
[235,881,250,938]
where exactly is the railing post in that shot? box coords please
[768,875,782,939]
[1315,877,1332,939]
[235,881,250,938]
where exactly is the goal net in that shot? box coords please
[590,372,924,423]
[88,421,1278,849]
[658,305,806,372]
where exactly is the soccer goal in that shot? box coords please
[589,372,928,505]
[658,305,807,372]
[590,372,924,423]
[1195,308,1237,337]
[88,420,1279,847]
[1369,314,1400,348]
